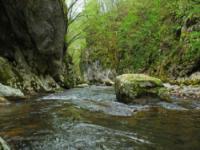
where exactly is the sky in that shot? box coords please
[66,0,86,15]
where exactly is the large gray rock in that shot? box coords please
[0,137,10,150]
[0,83,24,98]
[0,0,66,85]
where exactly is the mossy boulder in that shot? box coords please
[115,74,169,103]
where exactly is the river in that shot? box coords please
[0,86,200,150]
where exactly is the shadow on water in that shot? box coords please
[0,86,200,150]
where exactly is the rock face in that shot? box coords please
[115,74,167,103]
[83,61,116,85]
[0,0,66,92]
[0,137,10,150]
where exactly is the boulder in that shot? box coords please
[0,137,10,150]
[115,74,169,103]
[0,83,24,98]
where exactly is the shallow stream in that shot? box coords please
[0,86,200,150]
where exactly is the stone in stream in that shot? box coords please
[115,74,170,104]
[0,137,10,150]
[0,83,24,98]
[76,83,89,88]
[0,97,10,105]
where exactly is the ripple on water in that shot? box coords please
[41,86,150,117]
[29,123,151,150]
[1,86,200,150]
[157,102,188,110]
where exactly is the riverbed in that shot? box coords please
[0,86,200,150]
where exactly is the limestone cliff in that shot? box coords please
[0,0,66,92]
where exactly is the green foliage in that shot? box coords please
[77,0,200,79]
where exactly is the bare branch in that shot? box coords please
[68,0,79,12]
[68,13,84,27]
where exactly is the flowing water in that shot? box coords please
[0,86,200,150]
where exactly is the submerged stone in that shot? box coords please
[115,74,169,103]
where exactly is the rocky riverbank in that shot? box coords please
[165,72,200,100]
[164,83,200,100]
[115,74,200,104]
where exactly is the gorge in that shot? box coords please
[0,0,200,150]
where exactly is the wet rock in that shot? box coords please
[102,79,115,86]
[115,74,168,103]
[0,96,10,105]
[0,137,10,150]
[76,84,89,88]
[0,83,24,98]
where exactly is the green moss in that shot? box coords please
[119,74,163,86]
[157,87,172,102]
[0,57,16,85]
[115,74,169,103]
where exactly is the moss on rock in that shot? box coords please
[0,57,16,85]
[115,74,169,103]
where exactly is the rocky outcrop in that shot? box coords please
[83,61,116,85]
[0,0,66,92]
[115,74,169,104]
